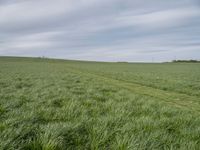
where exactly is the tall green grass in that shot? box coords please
[0,57,200,149]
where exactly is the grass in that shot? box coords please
[0,57,200,149]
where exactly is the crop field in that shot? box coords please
[0,57,200,150]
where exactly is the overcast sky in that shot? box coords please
[0,0,200,62]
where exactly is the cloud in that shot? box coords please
[116,7,200,29]
[0,0,200,62]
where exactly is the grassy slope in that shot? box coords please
[0,57,200,150]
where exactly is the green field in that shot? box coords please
[0,57,200,150]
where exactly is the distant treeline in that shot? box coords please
[172,60,200,63]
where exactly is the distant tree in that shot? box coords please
[172,60,200,63]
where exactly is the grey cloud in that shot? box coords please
[0,0,200,62]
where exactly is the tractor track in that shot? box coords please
[65,66,200,113]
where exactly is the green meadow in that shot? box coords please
[0,57,200,150]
